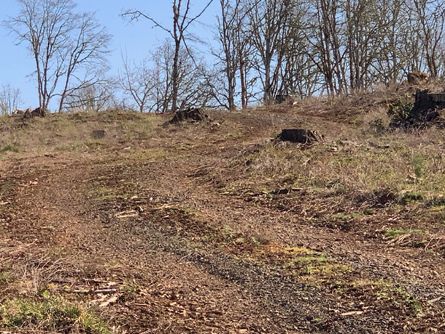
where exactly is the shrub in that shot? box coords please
[387,97,414,128]
[369,118,386,134]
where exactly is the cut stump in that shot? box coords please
[92,130,106,139]
[169,107,209,124]
[276,129,323,144]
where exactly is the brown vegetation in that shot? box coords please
[0,94,444,332]
[407,71,429,85]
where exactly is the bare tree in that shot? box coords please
[153,42,215,111]
[343,0,389,90]
[57,12,111,113]
[215,0,240,110]
[248,0,296,103]
[308,0,348,95]
[123,0,214,112]
[0,85,22,115]
[214,0,259,110]
[411,0,445,77]
[119,57,158,112]
[372,0,408,84]
[120,41,213,113]
[217,0,256,109]
[64,79,115,112]
[279,1,322,97]
[7,0,111,115]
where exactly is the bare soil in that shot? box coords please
[0,106,444,333]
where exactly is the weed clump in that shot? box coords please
[368,118,386,134]
[399,192,424,205]
[0,294,110,333]
[0,271,12,285]
[350,279,422,315]
[0,144,19,154]
[384,228,423,239]
[387,97,415,128]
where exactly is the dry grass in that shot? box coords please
[1,92,444,332]
[0,111,161,157]
[0,239,112,333]
[225,117,445,201]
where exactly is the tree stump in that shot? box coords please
[23,107,43,119]
[169,107,209,124]
[276,129,323,144]
[92,130,106,139]
[275,94,296,105]
[412,90,441,123]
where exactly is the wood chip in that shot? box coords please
[115,210,139,219]
[341,311,364,316]
[99,294,121,308]
[428,296,443,304]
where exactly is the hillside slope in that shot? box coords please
[0,102,444,333]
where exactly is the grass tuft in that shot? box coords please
[0,144,19,154]
[0,295,111,333]
[352,279,422,314]
[384,228,423,239]
[0,270,12,285]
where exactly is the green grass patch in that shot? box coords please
[399,191,424,205]
[127,147,169,162]
[289,253,351,280]
[55,140,106,153]
[89,185,123,202]
[0,270,12,285]
[352,279,422,314]
[330,212,364,222]
[384,228,423,239]
[0,144,19,154]
[411,154,426,179]
[232,134,445,204]
[264,245,351,280]
[121,280,141,301]
[0,295,110,333]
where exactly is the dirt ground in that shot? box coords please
[0,106,444,333]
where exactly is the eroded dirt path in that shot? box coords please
[2,153,310,333]
[1,123,444,333]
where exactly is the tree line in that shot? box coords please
[1,0,445,115]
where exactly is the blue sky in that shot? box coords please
[0,0,218,108]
